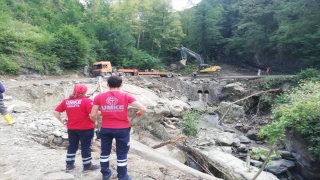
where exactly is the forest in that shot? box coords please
[0,0,319,75]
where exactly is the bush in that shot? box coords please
[180,110,200,137]
[295,68,320,82]
[52,25,89,70]
[0,55,20,75]
[120,48,163,70]
[259,81,320,160]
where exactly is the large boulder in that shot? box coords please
[153,99,171,116]
[217,102,246,123]
[220,82,247,103]
[198,114,219,129]
[122,84,159,108]
[188,101,207,112]
[130,140,222,180]
[168,99,190,117]
[155,144,186,164]
[205,150,278,180]
[285,130,320,180]
[214,132,237,146]
[266,159,295,175]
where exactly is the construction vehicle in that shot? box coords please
[91,61,115,77]
[92,61,173,77]
[179,46,222,75]
[92,61,139,77]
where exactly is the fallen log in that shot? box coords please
[231,88,280,105]
[152,136,187,149]
[219,88,281,123]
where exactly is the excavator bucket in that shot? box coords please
[179,59,187,66]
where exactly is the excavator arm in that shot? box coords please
[180,46,205,66]
[179,46,222,75]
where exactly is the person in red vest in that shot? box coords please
[53,84,100,173]
[266,67,270,76]
[90,76,146,180]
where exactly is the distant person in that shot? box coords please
[53,84,100,173]
[193,70,197,79]
[90,76,146,180]
[0,82,14,125]
[266,67,270,76]
[133,69,138,76]
[151,68,154,72]
[84,65,89,76]
[257,69,261,76]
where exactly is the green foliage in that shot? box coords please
[0,14,60,74]
[180,0,225,62]
[0,55,19,75]
[251,148,269,160]
[1,0,183,75]
[295,68,320,82]
[274,94,291,104]
[1,0,320,75]
[180,110,200,137]
[120,48,162,70]
[52,25,89,70]
[258,76,291,90]
[250,76,294,108]
[251,69,320,109]
[259,81,320,159]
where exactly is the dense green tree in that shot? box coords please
[270,0,320,67]
[52,25,89,69]
[112,0,185,59]
[228,0,278,65]
[180,0,225,64]
[1,0,320,75]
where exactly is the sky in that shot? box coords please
[79,0,202,11]
[171,0,202,11]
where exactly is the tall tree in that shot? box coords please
[112,0,185,59]
[270,0,320,67]
[228,0,277,65]
[180,0,225,64]
[52,25,89,69]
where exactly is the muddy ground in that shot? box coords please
[0,75,203,180]
[0,64,259,180]
[0,121,199,180]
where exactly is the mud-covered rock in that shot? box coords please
[217,102,246,123]
[266,159,295,175]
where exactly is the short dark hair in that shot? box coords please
[107,75,122,88]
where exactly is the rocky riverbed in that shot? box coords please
[1,74,319,180]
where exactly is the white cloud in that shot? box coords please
[171,0,202,11]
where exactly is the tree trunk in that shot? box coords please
[137,28,141,49]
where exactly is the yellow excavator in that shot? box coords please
[179,46,221,76]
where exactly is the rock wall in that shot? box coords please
[285,131,320,180]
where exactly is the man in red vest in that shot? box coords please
[266,67,270,76]
[90,76,146,180]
